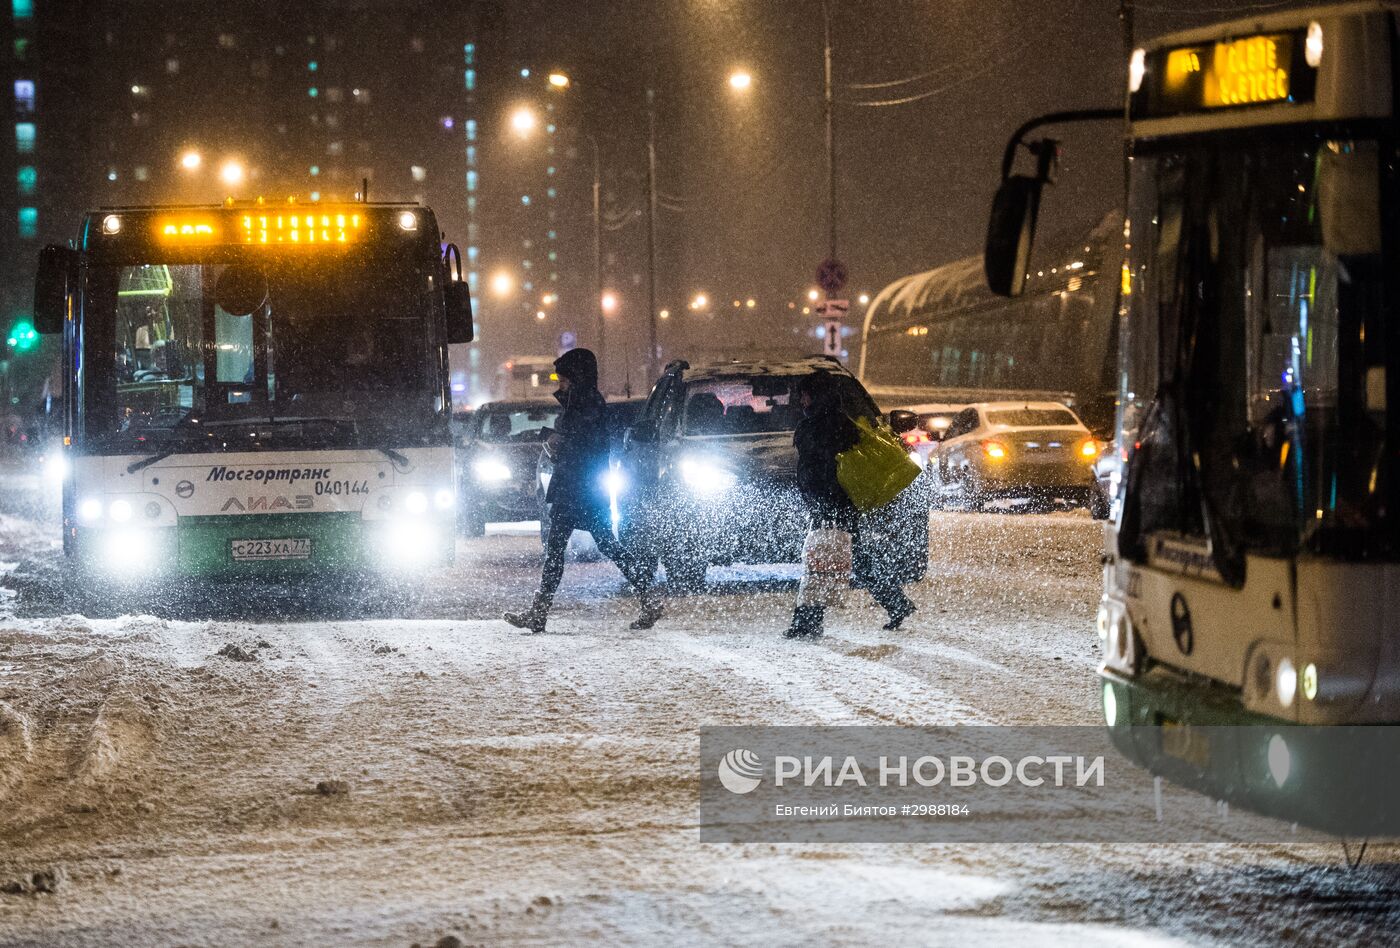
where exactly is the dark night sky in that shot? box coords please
[484,0,1311,366]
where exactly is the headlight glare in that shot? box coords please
[434,488,455,510]
[405,490,429,514]
[680,456,737,494]
[78,497,104,525]
[473,458,512,483]
[1275,657,1297,708]
[109,499,133,523]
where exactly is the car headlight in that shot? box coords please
[680,456,737,494]
[602,469,627,496]
[434,488,455,510]
[473,458,512,483]
[78,496,104,525]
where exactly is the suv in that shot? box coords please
[617,357,930,590]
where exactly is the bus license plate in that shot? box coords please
[1159,718,1210,768]
[231,538,312,561]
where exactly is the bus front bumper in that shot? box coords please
[70,512,455,579]
[1101,667,1400,836]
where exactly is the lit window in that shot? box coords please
[17,206,37,239]
[465,119,477,141]
[13,80,34,113]
[134,166,149,181]
[547,166,556,176]
[466,171,478,192]
[467,197,477,213]
[410,165,426,182]
[467,271,478,290]
[310,191,320,201]
[547,230,556,240]
[166,58,179,74]
[464,69,475,91]
[16,165,35,194]
[467,246,479,262]
[309,165,319,176]
[466,145,476,166]
[548,251,557,262]
[14,122,35,154]
[13,0,33,19]
[520,68,530,78]
[463,43,474,65]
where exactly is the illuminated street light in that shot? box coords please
[548,72,571,89]
[180,150,202,171]
[511,106,539,137]
[601,291,620,314]
[690,293,708,310]
[541,293,557,306]
[491,271,516,297]
[659,309,671,320]
[745,298,757,309]
[535,310,547,321]
[858,293,870,305]
[728,70,753,92]
[807,288,820,302]
[219,160,245,187]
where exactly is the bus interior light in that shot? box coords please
[1305,21,1324,68]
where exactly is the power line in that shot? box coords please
[843,40,1034,108]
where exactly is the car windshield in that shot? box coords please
[476,405,559,443]
[682,372,874,436]
[83,246,440,449]
[985,408,1078,427]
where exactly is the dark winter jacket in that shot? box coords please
[793,373,860,528]
[544,348,611,517]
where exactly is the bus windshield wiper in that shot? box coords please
[377,447,411,468]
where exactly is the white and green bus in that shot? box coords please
[987,3,1400,836]
[33,201,473,582]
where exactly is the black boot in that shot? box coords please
[503,594,549,634]
[629,597,664,630]
[785,605,825,640]
[882,594,916,631]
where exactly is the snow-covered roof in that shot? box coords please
[684,356,848,381]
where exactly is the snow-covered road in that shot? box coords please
[0,506,1396,946]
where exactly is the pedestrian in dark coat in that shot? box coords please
[504,347,662,633]
[786,371,915,639]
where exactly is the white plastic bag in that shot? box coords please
[797,527,852,608]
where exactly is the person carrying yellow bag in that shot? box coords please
[785,372,917,640]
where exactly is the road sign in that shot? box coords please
[816,299,849,319]
[816,258,848,295]
[822,319,842,357]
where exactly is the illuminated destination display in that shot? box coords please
[1137,30,1316,118]
[149,209,366,245]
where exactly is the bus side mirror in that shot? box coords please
[984,175,1043,298]
[445,282,474,344]
[442,242,474,344]
[34,244,75,335]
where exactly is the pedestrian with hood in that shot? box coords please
[787,371,916,639]
[503,347,663,634]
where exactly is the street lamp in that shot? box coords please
[490,271,516,298]
[728,69,753,92]
[219,160,245,187]
[180,150,202,171]
[547,72,571,89]
[510,106,538,137]
[601,291,620,314]
[689,293,708,311]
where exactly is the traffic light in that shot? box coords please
[6,321,38,351]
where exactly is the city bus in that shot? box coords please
[985,3,1400,836]
[32,200,473,582]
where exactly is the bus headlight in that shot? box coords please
[1305,21,1324,68]
[43,454,69,484]
[1129,47,1146,93]
[1275,657,1297,708]
[404,491,429,515]
[103,530,155,575]
[1102,682,1119,727]
[473,458,512,483]
[434,488,455,511]
[109,499,134,523]
[383,521,436,564]
[680,456,736,494]
[78,497,104,525]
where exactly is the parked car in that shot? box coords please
[456,399,560,535]
[931,401,1109,517]
[616,357,930,591]
[889,402,966,470]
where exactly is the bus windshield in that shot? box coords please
[1118,132,1394,572]
[83,247,443,451]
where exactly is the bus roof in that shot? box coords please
[1140,1,1396,54]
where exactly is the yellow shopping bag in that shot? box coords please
[836,415,921,511]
